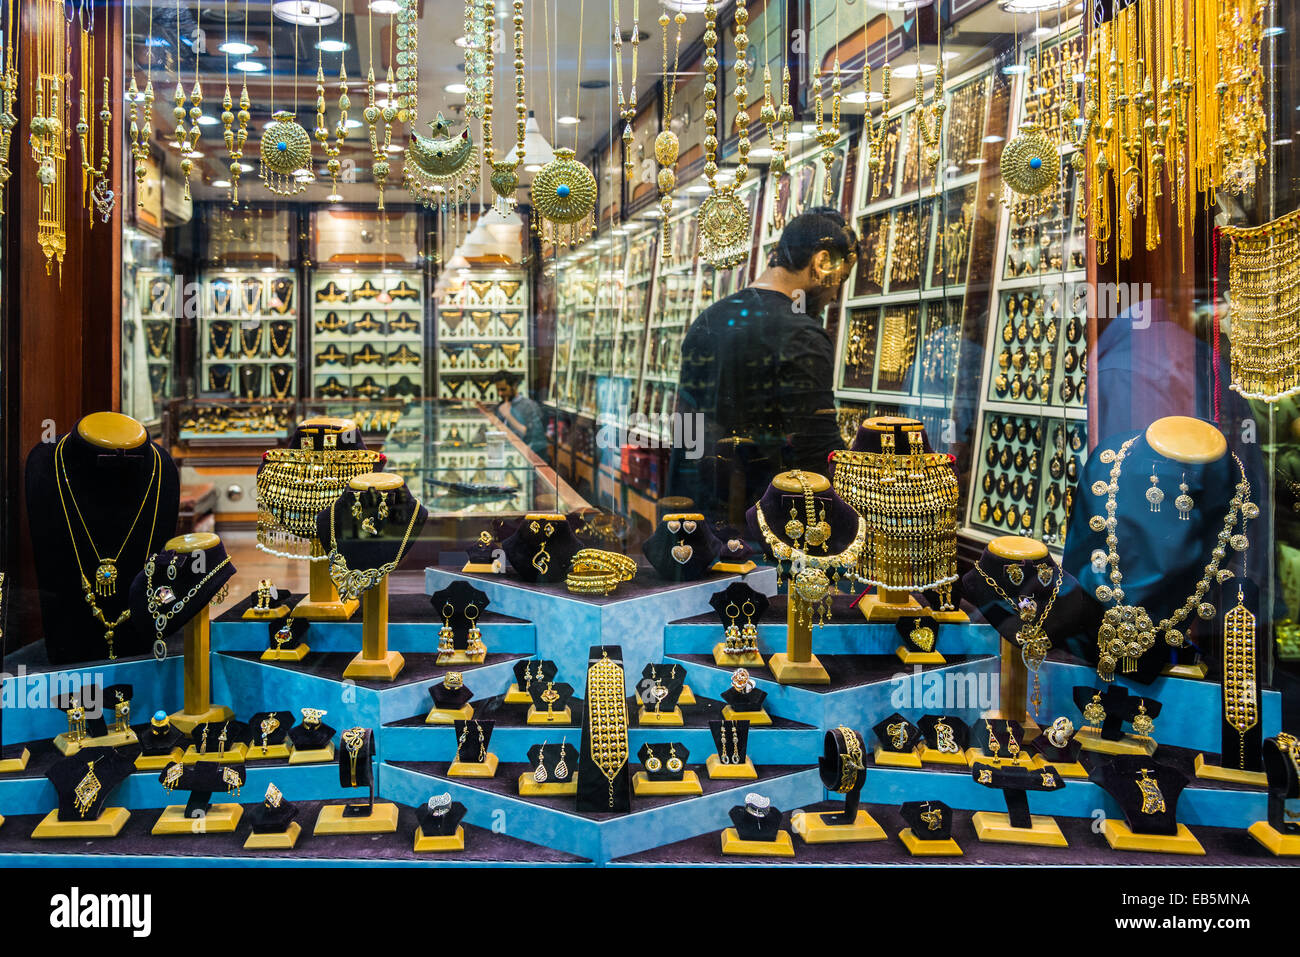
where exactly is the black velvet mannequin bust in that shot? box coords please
[709,583,770,626]
[746,480,863,557]
[47,747,134,821]
[642,515,722,581]
[26,422,181,663]
[315,483,428,585]
[901,799,954,840]
[128,542,237,648]
[1093,754,1191,836]
[501,514,582,583]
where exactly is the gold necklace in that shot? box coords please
[754,498,865,628]
[314,9,349,196]
[697,0,752,270]
[1222,584,1258,769]
[76,0,114,222]
[32,0,68,279]
[758,0,791,175]
[326,491,422,599]
[172,0,202,201]
[654,10,687,258]
[974,561,1060,717]
[1221,209,1300,402]
[612,0,639,182]
[0,0,18,207]
[482,0,527,211]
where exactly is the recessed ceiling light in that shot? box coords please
[233,60,265,72]
[212,179,232,188]
[557,115,581,125]
[369,0,400,13]
[444,82,469,94]
[237,162,254,172]
[218,40,256,56]
[327,192,343,202]
[316,39,349,53]
[272,1,339,27]
[197,114,219,126]
[843,91,884,105]
[524,163,543,172]
[997,0,1070,11]
[345,118,363,129]
[982,134,1005,143]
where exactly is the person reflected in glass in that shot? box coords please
[493,371,549,457]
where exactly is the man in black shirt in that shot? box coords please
[668,208,857,519]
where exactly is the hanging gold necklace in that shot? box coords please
[405,3,479,210]
[127,0,156,208]
[0,0,17,208]
[911,19,944,180]
[261,12,311,196]
[220,0,252,202]
[655,10,687,259]
[758,5,792,175]
[76,0,113,223]
[862,0,890,202]
[31,0,68,279]
[613,0,640,182]
[314,10,349,196]
[172,0,202,201]
[481,0,527,212]
[812,0,843,204]
[697,0,753,270]
[532,0,597,253]
[362,1,397,208]
[1001,43,1059,205]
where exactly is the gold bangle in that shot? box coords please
[571,548,637,580]
[566,570,620,595]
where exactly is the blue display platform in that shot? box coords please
[0,569,1286,865]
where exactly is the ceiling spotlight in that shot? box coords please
[197,114,219,126]
[444,82,469,94]
[233,60,265,72]
[272,1,340,27]
[316,39,349,53]
[218,40,256,56]
[369,0,401,13]
[557,115,581,125]
[212,179,232,188]
[183,149,204,159]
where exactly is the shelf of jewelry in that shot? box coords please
[832,63,998,409]
[199,271,300,402]
[565,237,630,418]
[434,266,529,404]
[756,134,852,264]
[983,284,1089,410]
[547,248,599,413]
[132,268,178,422]
[613,226,658,385]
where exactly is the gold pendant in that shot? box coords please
[1136,767,1165,814]
[74,760,102,818]
[531,541,550,575]
[94,560,117,597]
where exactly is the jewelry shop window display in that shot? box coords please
[318,471,428,681]
[747,470,866,685]
[256,416,385,621]
[315,727,400,835]
[25,412,181,664]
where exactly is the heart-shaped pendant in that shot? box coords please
[671,543,693,564]
[667,520,681,534]
[683,520,697,534]
[727,539,743,552]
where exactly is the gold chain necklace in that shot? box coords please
[654,10,687,259]
[697,0,752,270]
[613,0,639,182]
[1089,436,1256,680]
[974,562,1061,716]
[326,491,422,599]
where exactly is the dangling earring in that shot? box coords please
[644,744,662,773]
[524,659,536,693]
[666,742,683,774]
[1132,699,1155,738]
[438,603,455,655]
[1083,692,1105,731]
[350,488,364,522]
[1006,564,1024,586]
[376,491,390,523]
[167,554,182,580]
[730,722,741,764]
[724,602,742,653]
[534,741,549,782]
[741,601,759,653]
[718,724,731,765]
[1146,467,1164,512]
[554,738,570,780]
[476,722,486,762]
[1036,563,1054,587]
[1175,473,1193,521]
[785,503,804,541]
[465,603,484,655]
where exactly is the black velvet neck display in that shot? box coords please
[417,800,467,836]
[1261,737,1300,834]
[1092,754,1191,836]
[501,516,582,583]
[1062,425,1252,677]
[637,742,690,782]
[338,727,375,788]
[709,719,750,762]
[961,549,1100,661]
[428,580,492,649]
[729,802,784,841]
[873,713,920,754]
[128,543,237,644]
[429,681,474,710]
[316,484,428,578]
[900,799,954,841]
[47,747,135,822]
[1071,685,1161,742]
[708,583,770,626]
[529,681,575,713]
[642,519,722,581]
[633,663,687,712]
[746,480,862,557]
[26,424,181,664]
[452,720,495,763]
[917,715,970,753]
[849,420,936,454]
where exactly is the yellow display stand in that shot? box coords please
[527,704,573,725]
[918,744,968,767]
[293,558,359,621]
[261,643,309,662]
[181,742,248,765]
[706,754,757,779]
[134,748,183,771]
[53,728,138,757]
[503,683,532,705]
[768,602,829,685]
[31,807,131,839]
[152,803,243,835]
[720,827,795,857]
[712,559,757,575]
[426,703,475,725]
[899,827,963,856]
[341,473,411,681]
[288,741,336,765]
[971,811,1068,847]
[1101,819,1205,855]
[720,705,772,726]
[518,774,579,796]
[80,411,147,448]
[632,770,704,796]
[637,705,684,726]
[435,649,488,666]
[245,741,294,762]
[896,646,946,665]
[448,753,500,778]
[677,685,697,706]
[713,644,765,668]
[1193,753,1268,787]
[414,825,466,852]
[1247,822,1300,856]
[1074,728,1157,756]
[314,802,400,835]
[245,822,302,850]
[874,745,922,768]
[791,808,886,844]
[0,747,30,774]
[167,534,235,735]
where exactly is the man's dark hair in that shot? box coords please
[768,206,859,271]
[492,371,523,388]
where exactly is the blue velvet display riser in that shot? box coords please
[664,620,1003,657]
[383,761,822,863]
[861,762,1269,831]
[424,566,779,694]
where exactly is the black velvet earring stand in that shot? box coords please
[427,677,475,724]
[704,718,756,780]
[642,516,723,581]
[151,759,248,835]
[316,727,400,834]
[287,712,337,763]
[25,422,181,664]
[414,799,469,852]
[32,747,135,838]
[448,719,499,778]
[969,760,1067,846]
[1071,685,1161,755]
[246,711,295,760]
[793,727,886,843]
[723,798,794,856]
[916,714,970,766]
[709,582,769,667]
[1093,754,1204,854]
[899,800,962,856]
[1062,423,1246,683]
[506,657,558,704]
[183,719,252,764]
[633,662,688,725]
[872,713,922,767]
[633,741,703,796]
[520,741,580,795]
[501,515,582,583]
[1247,737,1300,856]
[261,615,309,662]
[244,787,302,850]
[895,614,944,665]
[463,527,503,572]
[428,580,492,662]
[1194,579,1266,785]
[576,646,632,813]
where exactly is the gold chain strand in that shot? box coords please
[613,0,639,181]
[315,10,349,196]
[172,0,201,201]
[0,0,17,210]
[655,10,687,258]
[697,0,753,270]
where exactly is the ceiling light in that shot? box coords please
[843,91,884,105]
[386,143,403,153]
[891,63,935,80]
[327,192,343,202]
[660,0,713,10]
[867,0,933,9]
[183,150,204,159]
[272,1,340,27]
[218,40,256,56]
[197,114,219,126]
[687,184,711,193]
[444,82,469,94]
[369,0,401,13]
[998,0,1070,11]
[237,162,254,172]
[982,134,1005,143]
[1263,25,1285,38]
[521,113,554,167]
[345,118,363,129]
[212,179,232,188]
[557,115,581,126]
[233,60,265,72]
[524,164,543,172]
[316,39,349,53]
[294,169,315,181]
